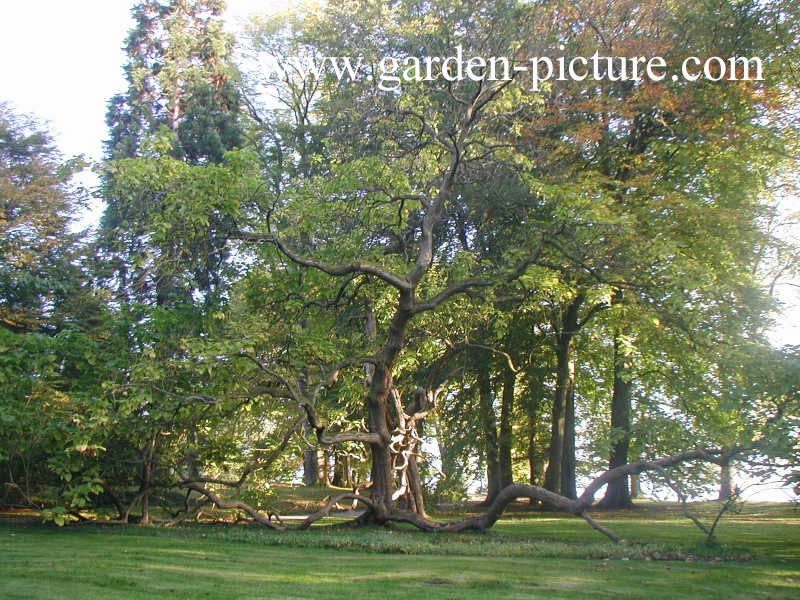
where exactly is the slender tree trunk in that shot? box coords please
[544,343,567,494]
[719,459,734,500]
[477,356,501,504]
[630,472,641,499]
[404,452,426,516]
[499,366,515,489]
[525,370,546,489]
[561,378,577,500]
[599,331,634,509]
[303,422,319,486]
[545,297,581,496]
[140,434,157,525]
[320,451,332,487]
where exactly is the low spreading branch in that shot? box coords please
[409,447,735,542]
[183,482,285,530]
[296,493,376,530]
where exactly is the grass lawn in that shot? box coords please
[1,501,798,599]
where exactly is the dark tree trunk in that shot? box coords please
[499,366,515,489]
[303,448,319,486]
[545,296,582,497]
[331,453,349,488]
[477,356,501,504]
[599,332,634,509]
[543,344,567,494]
[364,291,416,521]
[524,370,545,489]
[302,422,319,486]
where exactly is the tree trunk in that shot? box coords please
[139,433,157,525]
[599,332,634,509]
[545,296,582,497]
[719,459,734,500]
[630,472,641,499]
[332,453,349,487]
[320,451,332,487]
[499,366,515,489]
[477,355,501,504]
[561,379,577,500]
[364,292,415,521]
[404,452,427,516]
[543,345,566,494]
[524,369,546,489]
[303,448,319,487]
[302,422,319,486]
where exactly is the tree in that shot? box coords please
[100,0,243,307]
[0,103,109,518]
[38,0,798,533]
[0,103,84,332]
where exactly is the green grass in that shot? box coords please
[1,502,798,599]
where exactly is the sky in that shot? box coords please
[0,1,796,500]
[0,0,285,164]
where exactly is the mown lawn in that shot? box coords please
[1,502,798,599]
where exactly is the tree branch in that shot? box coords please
[296,493,375,530]
[180,416,303,488]
[412,279,494,314]
[233,230,411,291]
[183,483,285,530]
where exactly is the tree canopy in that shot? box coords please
[1,0,798,533]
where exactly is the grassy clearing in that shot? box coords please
[1,501,798,599]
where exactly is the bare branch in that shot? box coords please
[297,493,375,530]
[302,402,382,446]
[183,483,285,530]
[412,279,494,314]
[578,449,722,506]
[233,230,411,291]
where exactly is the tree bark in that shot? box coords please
[599,331,634,509]
[524,370,545,491]
[331,453,349,487]
[139,433,157,525]
[302,422,319,486]
[561,380,577,500]
[630,472,641,499]
[545,296,582,497]
[719,458,734,501]
[477,355,501,504]
[499,366,515,489]
[364,291,415,521]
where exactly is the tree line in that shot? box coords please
[1,0,798,531]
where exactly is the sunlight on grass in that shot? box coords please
[1,503,798,600]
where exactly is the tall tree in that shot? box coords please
[100,0,243,307]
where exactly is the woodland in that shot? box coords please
[1,0,799,543]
